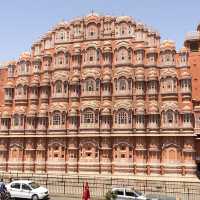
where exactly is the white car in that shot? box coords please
[6,180,49,200]
[112,188,151,200]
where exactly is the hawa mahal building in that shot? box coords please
[0,13,200,177]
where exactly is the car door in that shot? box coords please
[114,189,126,200]
[21,183,32,199]
[125,189,138,200]
[9,182,21,198]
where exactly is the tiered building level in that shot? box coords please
[0,13,197,176]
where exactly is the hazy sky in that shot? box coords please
[0,0,199,62]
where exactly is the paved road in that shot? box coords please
[50,194,101,200]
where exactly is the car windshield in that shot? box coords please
[134,190,142,196]
[29,182,40,189]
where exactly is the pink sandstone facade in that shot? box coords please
[0,13,198,176]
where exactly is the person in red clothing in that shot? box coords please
[82,181,90,200]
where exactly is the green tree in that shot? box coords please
[105,191,117,200]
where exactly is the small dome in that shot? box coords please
[2,110,10,118]
[73,43,81,48]
[103,74,111,82]
[56,20,68,28]
[135,101,145,114]
[69,108,78,116]
[148,102,159,114]
[27,105,37,116]
[182,105,192,113]
[102,100,112,108]
[39,103,48,111]
[136,22,145,29]
[146,47,157,54]
[4,81,15,88]
[19,52,31,60]
[180,71,191,79]
[135,68,145,80]
[103,41,112,52]
[71,76,79,83]
[180,47,188,53]
[134,43,145,51]
[7,60,16,66]
[101,107,110,115]
[86,12,99,18]
[116,16,132,23]
[147,70,158,80]
[160,40,176,51]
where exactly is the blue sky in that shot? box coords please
[0,0,199,62]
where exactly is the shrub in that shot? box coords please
[105,191,117,200]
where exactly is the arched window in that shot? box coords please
[55,81,62,94]
[56,53,65,65]
[87,23,97,38]
[118,47,128,61]
[53,111,61,125]
[23,85,27,95]
[16,85,23,96]
[119,111,127,124]
[13,114,19,126]
[166,110,173,124]
[116,109,130,124]
[66,30,70,41]
[183,114,191,123]
[8,65,14,77]
[20,62,27,75]
[162,77,177,92]
[83,109,94,123]
[119,23,128,36]
[96,79,100,91]
[87,48,97,62]
[62,112,66,125]
[48,144,65,160]
[119,77,127,91]
[56,30,66,42]
[128,49,132,60]
[63,81,68,93]
[85,78,95,91]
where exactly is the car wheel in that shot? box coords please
[32,194,39,200]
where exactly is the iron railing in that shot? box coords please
[1,172,200,200]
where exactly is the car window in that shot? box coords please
[125,190,138,197]
[115,190,124,196]
[11,183,21,189]
[22,184,31,191]
[29,182,40,189]
[135,190,142,196]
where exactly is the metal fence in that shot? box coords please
[1,172,200,200]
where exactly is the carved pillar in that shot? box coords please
[77,137,79,173]
[22,138,25,172]
[65,138,67,174]
[99,137,101,174]
[160,137,164,175]
[33,138,36,173]
[111,137,114,174]
[146,137,150,175]
[45,138,48,173]
[6,139,9,172]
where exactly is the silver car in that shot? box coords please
[112,188,152,200]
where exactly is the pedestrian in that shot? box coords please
[82,181,90,200]
[9,177,12,183]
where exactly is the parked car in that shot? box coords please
[0,182,11,200]
[112,188,152,200]
[6,180,49,200]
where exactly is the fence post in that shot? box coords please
[187,187,189,200]
[64,179,65,194]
